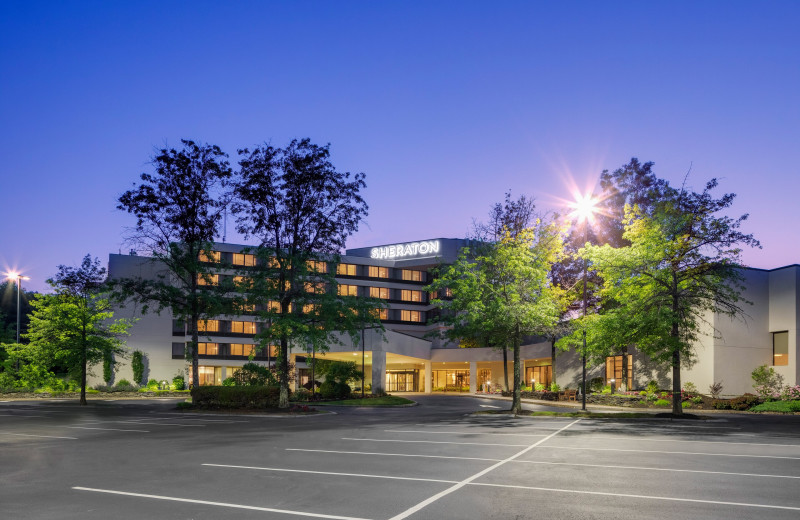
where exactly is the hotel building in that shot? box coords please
[104,239,799,397]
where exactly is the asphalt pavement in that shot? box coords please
[1,395,799,519]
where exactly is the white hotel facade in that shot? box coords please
[104,238,800,397]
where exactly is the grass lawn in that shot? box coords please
[749,400,800,413]
[317,396,415,406]
[476,410,705,419]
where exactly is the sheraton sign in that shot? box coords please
[370,240,441,259]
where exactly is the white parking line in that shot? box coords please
[109,421,206,427]
[67,427,150,433]
[512,460,800,479]
[286,448,501,462]
[72,487,372,520]
[0,432,78,440]
[387,419,581,520]
[542,445,800,460]
[470,482,800,511]
[342,438,528,447]
[559,434,800,448]
[203,463,459,484]
[385,429,548,438]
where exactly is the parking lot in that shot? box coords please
[2,395,800,519]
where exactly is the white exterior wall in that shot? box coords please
[769,266,799,386]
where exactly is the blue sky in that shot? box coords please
[1,1,798,292]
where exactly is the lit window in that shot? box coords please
[373,308,388,320]
[773,331,789,366]
[305,282,325,294]
[307,260,328,273]
[337,263,357,276]
[232,253,256,266]
[302,303,319,314]
[197,274,219,286]
[369,287,389,299]
[198,342,218,355]
[231,321,257,334]
[198,366,216,385]
[401,269,423,282]
[605,355,633,389]
[400,290,422,302]
[230,343,256,357]
[197,320,219,332]
[429,291,438,300]
[401,310,422,322]
[237,301,255,313]
[199,251,221,263]
[444,288,453,297]
[267,301,281,313]
[338,284,358,296]
[368,266,389,278]
[233,275,253,289]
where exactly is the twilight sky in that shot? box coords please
[1,1,798,293]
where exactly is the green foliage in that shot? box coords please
[589,377,605,393]
[654,399,671,407]
[709,381,724,399]
[751,365,784,399]
[315,360,363,386]
[646,380,659,394]
[102,352,113,385]
[601,385,612,394]
[749,400,800,413]
[172,374,186,390]
[131,350,145,386]
[230,362,277,387]
[191,385,282,408]
[116,378,131,387]
[534,383,545,392]
[320,380,352,399]
[681,401,692,409]
[549,383,560,393]
[146,378,159,390]
[728,393,762,410]
[683,381,698,394]
[221,377,236,387]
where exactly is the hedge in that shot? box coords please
[190,385,282,409]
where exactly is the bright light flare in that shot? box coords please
[571,193,599,223]
[4,271,29,282]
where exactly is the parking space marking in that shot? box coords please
[287,448,502,462]
[203,463,460,484]
[342,437,528,447]
[469,482,800,511]
[385,429,548,438]
[108,420,206,427]
[0,432,78,440]
[542,445,800,460]
[511,459,800,479]
[386,419,581,520]
[67,427,150,433]
[562,434,800,448]
[72,487,373,519]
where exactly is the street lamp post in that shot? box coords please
[5,272,30,344]
[571,194,597,412]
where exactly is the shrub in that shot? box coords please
[749,400,800,413]
[709,381,724,399]
[131,350,145,386]
[691,395,703,404]
[102,354,113,385]
[230,362,277,387]
[729,393,762,411]
[683,381,698,394]
[534,383,545,392]
[291,388,313,401]
[682,401,692,409]
[712,399,731,410]
[191,385,281,408]
[116,379,131,387]
[654,399,670,407]
[147,379,159,391]
[751,365,784,400]
[646,380,659,394]
[549,383,560,393]
[780,385,800,401]
[172,374,186,391]
[320,380,351,399]
[589,377,604,393]
[222,377,236,387]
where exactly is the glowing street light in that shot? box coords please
[570,193,598,412]
[5,272,30,344]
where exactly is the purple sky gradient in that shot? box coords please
[2,1,798,293]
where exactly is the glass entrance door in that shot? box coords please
[525,365,552,388]
[386,370,418,392]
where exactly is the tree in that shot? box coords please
[429,221,566,414]
[232,139,374,408]
[569,178,759,415]
[25,255,132,404]
[115,140,233,389]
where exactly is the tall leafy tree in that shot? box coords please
[429,221,565,414]
[25,255,132,404]
[115,140,233,389]
[566,178,759,414]
[232,139,372,408]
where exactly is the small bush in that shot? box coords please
[172,374,186,391]
[534,383,545,392]
[191,385,282,408]
[654,399,671,407]
[230,362,277,387]
[320,380,351,399]
[749,400,800,413]
[646,380,659,394]
[601,385,612,394]
[712,399,731,410]
[116,379,132,387]
[683,382,698,394]
[147,379,159,390]
[589,377,604,393]
[729,393,762,411]
[682,401,692,409]
[709,381,724,399]
[549,383,560,393]
[291,388,313,401]
[780,385,800,401]
[222,377,236,387]
[751,365,784,400]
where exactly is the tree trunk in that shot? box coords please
[511,328,522,414]
[80,324,87,406]
[671,272,682,415]
[279,336,290,408]
[550,339,557,386]
[502,345,509,392]
[620,345,628,392]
